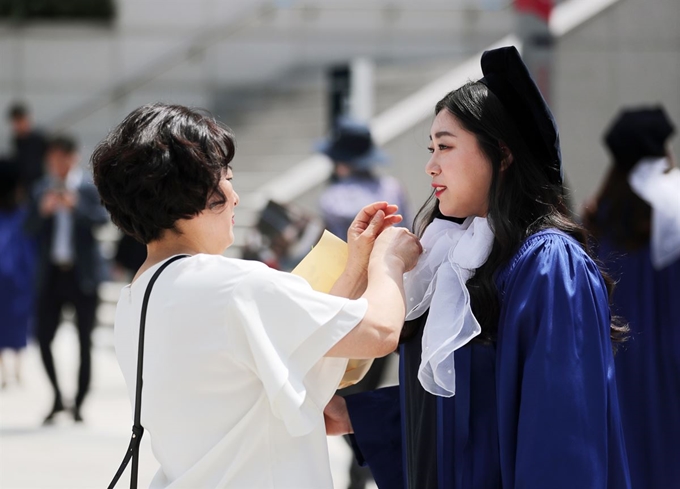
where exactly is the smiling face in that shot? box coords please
[202,167,239,252]
[426,109,494,219]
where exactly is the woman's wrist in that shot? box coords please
[368,254,407,278]
[344,256,368,279]
[329,260,368,299]
[341,264,368,297]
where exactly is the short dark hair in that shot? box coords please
[47,134,79,154]
[91,103,236,244]
[8,102,29,120]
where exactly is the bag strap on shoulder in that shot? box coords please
[108,254,189,489]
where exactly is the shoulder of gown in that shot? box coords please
[493,229,631,489]
[496,229,598,290]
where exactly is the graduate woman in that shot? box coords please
[584,107,679,489]
[324,46,631,489]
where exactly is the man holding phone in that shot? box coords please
[25,135,109,424]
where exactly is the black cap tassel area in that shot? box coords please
[479,46,563,186]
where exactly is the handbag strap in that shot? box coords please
[108,254,189,489]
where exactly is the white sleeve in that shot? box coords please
[227,267,368,436]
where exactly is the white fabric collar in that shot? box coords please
[628,157,680,270]
[403,216,494,397]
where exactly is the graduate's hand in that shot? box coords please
[346,201,402,277]
[324,395,353,436]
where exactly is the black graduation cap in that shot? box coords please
[604,107,675,172]
[479,46,563,186]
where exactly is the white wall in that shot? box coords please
[0,0,514,155]
[0,0,257,152]
[554,0,680,209]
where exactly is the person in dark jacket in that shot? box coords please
[7,102,47,196]
[25,135,109,423]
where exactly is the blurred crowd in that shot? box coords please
[0,102,147,422]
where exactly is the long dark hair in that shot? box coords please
[405,82,627,346]
[583,165,652,250]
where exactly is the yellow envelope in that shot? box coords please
[291,230,373,389]
[291,230,348,294]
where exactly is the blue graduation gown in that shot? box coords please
[596,237,680,489]
[346,230,631,489]
[0,206,37,349]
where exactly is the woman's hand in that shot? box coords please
[371,226,422,273]
[346,201,403,277]
[329,202,404,299]
[324,395,353,436]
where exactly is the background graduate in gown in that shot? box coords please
[584,106,679,489]
[323,46,632,489]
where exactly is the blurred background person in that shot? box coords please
[0,157,37,388]
[316,117,411,489]
[242,200,323,271]
[6,102,47,200]
[583,106,679,489]
[317,117,411,239]
[24,134,109,424]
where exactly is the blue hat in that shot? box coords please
[604,106,675,172]
[479,46,563,186]
[315,117,389,170]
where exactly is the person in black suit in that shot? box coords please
[24,135,109,423]
[7,102,47,198]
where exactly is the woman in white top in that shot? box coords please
[91,103,421,489]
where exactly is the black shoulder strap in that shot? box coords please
[108,254,189,489]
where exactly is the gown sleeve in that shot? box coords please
[495,233,630,489]
[345,386,404,489]
[227,266,368,437]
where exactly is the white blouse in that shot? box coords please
[114,254,367,488]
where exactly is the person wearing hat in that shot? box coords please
[317,118,412,489]
[584,107,679,489]
[317,117,411,240]
[323,46,631,488]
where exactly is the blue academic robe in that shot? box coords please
[346,230,631,489]
[596,238,680,489]
[0,206,37,349]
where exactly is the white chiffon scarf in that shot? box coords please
[628,157,680,270]
[403,217,494,397]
